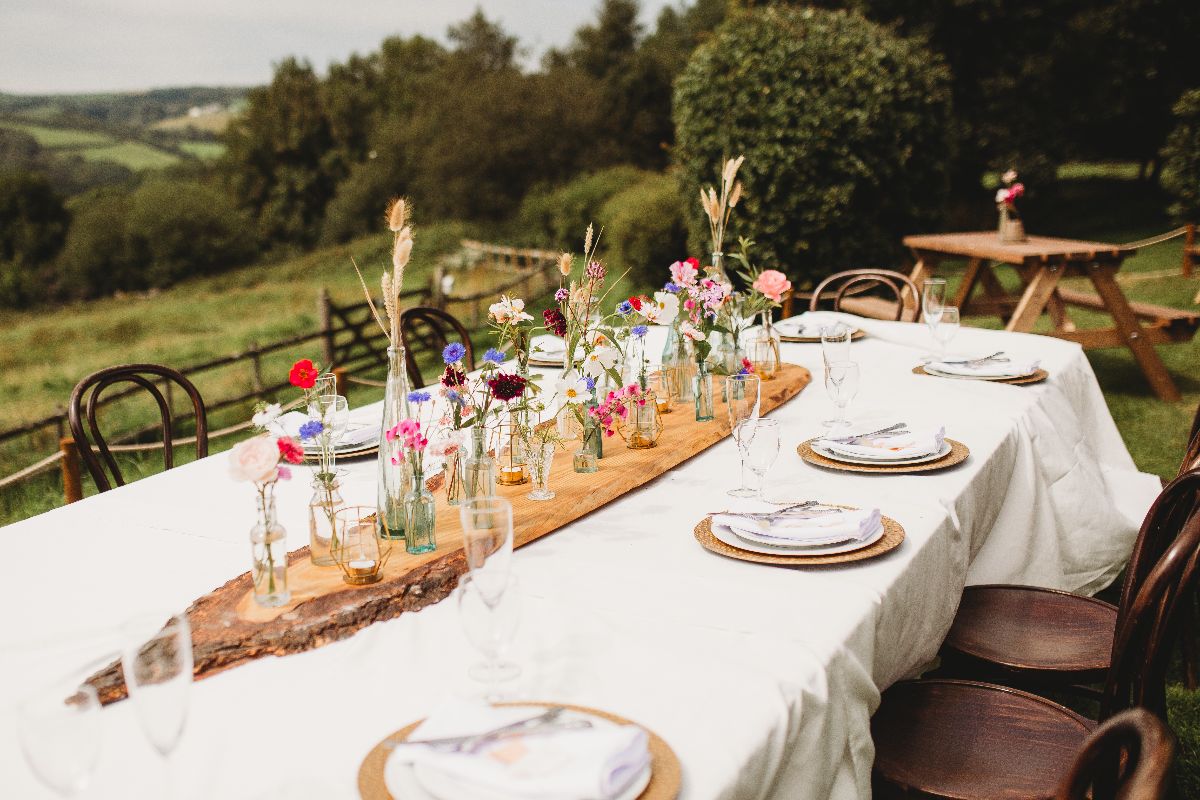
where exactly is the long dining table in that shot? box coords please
[0,312,1163,799]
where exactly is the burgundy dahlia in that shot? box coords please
[543,308,567,337]
[487,373,527,402]
[441,365,467,388]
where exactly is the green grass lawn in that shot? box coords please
[177,140,225,160]
[0,119,115,148]
[78,140,180,170]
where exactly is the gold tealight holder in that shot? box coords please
[333,505,392,585]
[496,415,529,486]
[618,389,665,449]
[650,370,673,414]
[747,331,781,381]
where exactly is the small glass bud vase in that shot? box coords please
[307,474,344,567]
[748,323,782,382]
[998,206,1027,243]
[694,362,715,422]
[574,415,601,473]
[403,482,437,554]
[526,441,557,501]
[250,491,290,607]
[660,322,694,404]
[463,426,497,501]
[443,429,469,506]
[497,416,529,486]
[333,505,391,585]
[619,390,664,449]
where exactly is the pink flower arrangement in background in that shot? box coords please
[752,269,792,302]
[669,257,700,288]
[995,169,1025,212]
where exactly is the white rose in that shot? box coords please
[251,403,281,429]
[229,435,280,483]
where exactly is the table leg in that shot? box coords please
[978,264,1013,324]
[1089,265,1181,402]
[952,258,983,314]
[1005,264,1064,333]
[1046,291,1076,333]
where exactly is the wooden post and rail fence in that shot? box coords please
[0,241,562,508]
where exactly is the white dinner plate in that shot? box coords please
[722,517,862,548]
[712,519,885,557]
[811,440,952,466]
[923,363,1039,380]
[386,707,653,800]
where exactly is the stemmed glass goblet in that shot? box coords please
[458,572,522,701]
[17,670,104,797]
[725,374,762,498]
[823,360,860,431]
[740,418,781,501]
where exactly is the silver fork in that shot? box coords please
[827,423,908,443]
[940,351,1009,367]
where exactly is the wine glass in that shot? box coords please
[922,279,947,361]
[17,672,103,797]
[824,360,860,430]
[122,613,193,796]
[459,496,513,604]
[458,572,522,700]
[819,323,852,368]
[725,374,761,498]
[931,306,961,360]
[739,419,781,501]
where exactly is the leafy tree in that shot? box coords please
[57,190,134,298]
[223,58,338,246]
[1162,89,1200,223]
[446,10,520,74]
[0,171,69,266]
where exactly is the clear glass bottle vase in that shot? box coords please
[250,489,290,607]
[694,360,715,422]
[308,475,343,567]
[660,322,695,404]
[404,464,437,555]
[463,425,497,501]
[377,345,413,540]
[574,405,602,473]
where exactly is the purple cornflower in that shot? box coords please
[298,419,324,441]
[616,300,633,316]
[663,281,681,294]
[632,325,648,338]
[407,390,432,403]
[483,348,506,365]
[442,342,466,365]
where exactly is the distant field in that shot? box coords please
[0,119,114,148]
[178,140,225,160]
[152,109,234,134]
[79,140,180,169]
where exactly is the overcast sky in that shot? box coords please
[0,0,677,94]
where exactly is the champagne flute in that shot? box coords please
[458,572,522,701]
[122,613,193,797]
[824,361,860,430]
[17,671,103,797]
[739,419,781,501]
[922,279,947,361]
[932,306,961,360]
[820,324,853,427]
[459,496,514,604]
[725,374,762,498]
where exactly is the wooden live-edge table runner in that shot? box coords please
[88,364,812,703]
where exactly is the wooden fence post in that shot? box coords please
[318,289,335,366]
[333,367,348,397]
[249,344,264,395]
[60,437,83,504]
[1184,224,1196,279]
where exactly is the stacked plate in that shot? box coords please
[710,502,884,556]
[774,312,864,342]
[529,334,569,367]
[809,425,949,466]
[273,411,381,459]
[923,353,1041,381]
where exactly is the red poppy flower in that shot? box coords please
[289,359,318,389]
[685,257,700,269]
[628,296,642,311]
[277,437,305,465]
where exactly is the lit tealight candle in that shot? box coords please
[347,558,376,576]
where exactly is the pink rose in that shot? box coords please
[1009,183,1025,199]
[229,435,280,483]
[752,269,792,302]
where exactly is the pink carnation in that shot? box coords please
[669,259,699,287]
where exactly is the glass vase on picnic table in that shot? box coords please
[462,425,497,502]
[694,359,715,422]
[307,473,343,566]
[377,345,412,541]
[750,311,782,380]
[403,454,437,555]
[444,428,469,506]
[250,490,290,607]
[660,321,695,405]
[998,206,1027,243]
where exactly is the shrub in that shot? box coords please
[517,165,648,248]
[673,6,954,285]
[599,172,689,289]
[57,190,135,298]
[1163,88,1200,223]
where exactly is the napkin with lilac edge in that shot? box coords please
[816,425,946,461]
[385,699,651,800]
[925,354,1041,378]
[713,504,882,548]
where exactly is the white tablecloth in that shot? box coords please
[0,314,1161,799]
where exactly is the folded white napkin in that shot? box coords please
[386,699,650,800]
[530,335,567,361]
[774,312,851,338]
[713,506,881,547]
[926,355,1040,378]
[274,411,379,449]
[817,425,945,461]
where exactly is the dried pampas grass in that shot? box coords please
[701,156,746,268]
[354,196,415,346]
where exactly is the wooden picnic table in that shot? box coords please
[905,231,1197,402]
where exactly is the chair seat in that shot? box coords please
[872,679,1096,799]
[943,585,1117,679]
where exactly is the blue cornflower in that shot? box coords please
[446,389,462,404]
[632,325,648,338]
[663,281,681,294]
[483,348,506,365]
[407,390,432,403]
[584,376,596,391]
[298,419,324,441]
[442,342,466,365]
[616,300,633,316]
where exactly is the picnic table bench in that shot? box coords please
[905,231,1197,401]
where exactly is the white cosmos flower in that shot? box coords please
[488,295,534,325]
[251,403,282,428]
[555,370,590,405]
[644,292,680,325]
[582,345,620,378]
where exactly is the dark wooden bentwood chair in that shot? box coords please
[1055,708,1176,800]
[399,306,474,388]
[68,364,208,493]
[807,269,920,322]
[1184,399,1200,476]
[870,475,1200,798]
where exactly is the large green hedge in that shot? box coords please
[1163,89,1200,223]
[600,171,689,289]
[517,166,648,249]
[673,6,954,285]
